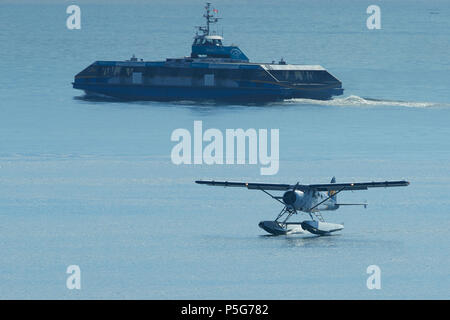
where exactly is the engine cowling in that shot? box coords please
[282,190,306,210]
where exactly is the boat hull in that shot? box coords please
[73,83,343,102]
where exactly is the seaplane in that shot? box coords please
[195,177,410,236]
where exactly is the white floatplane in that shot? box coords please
[195,177,409,236]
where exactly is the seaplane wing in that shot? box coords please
[305,180,410,191]
[195,180,292,191]
[195,180,409,191]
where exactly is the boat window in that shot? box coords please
[101,66,115,76]
[294,71,303,81]
[122,67,133,77]
[87,66,97,74]
[82,65,98,75]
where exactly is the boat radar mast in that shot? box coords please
[191,3,249,62]
[196,2,220,36]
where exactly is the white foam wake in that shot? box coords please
[286,95,446,108]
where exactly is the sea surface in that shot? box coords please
[0,0,449,299]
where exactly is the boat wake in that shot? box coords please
[74,93,448,109]
[285,95,447,108]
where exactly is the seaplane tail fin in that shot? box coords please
[328,176,337,201]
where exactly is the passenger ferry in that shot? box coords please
[73,3,344,101]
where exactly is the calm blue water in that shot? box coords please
[0,0,449,299]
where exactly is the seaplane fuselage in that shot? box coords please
[282,189,338,213]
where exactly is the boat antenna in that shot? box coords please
[198,2,220,36]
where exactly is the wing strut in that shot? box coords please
[256,186,285,205]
